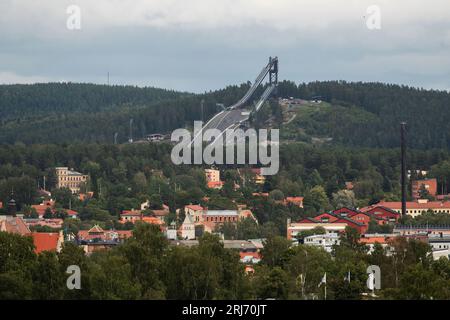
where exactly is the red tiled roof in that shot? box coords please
[65,209,78,216]
[121,210,142,216]
[359,236,389,244]
[152,209,169,217]
[286,197,304,202]
[31,204,54,216]
[207,181,224,188]
[252,192,269,197]
[185,205,204,211]
[88,225,104,233]
[142,216,164,225]
[31,232,59,253]
[0,217,31,235]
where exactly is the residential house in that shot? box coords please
[303,233,340,253]
[31,231,64,254]
[77,225,133,254]
[284,197,304,208]
[205,169,224,189]
[366,199,450,217]
[412,178,437,199]
[0,215,31,235]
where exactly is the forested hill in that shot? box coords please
[277,81,450,149]
[0,81,449,148]
[0,83,189,122]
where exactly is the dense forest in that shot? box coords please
[2,223,450,300]
[0,81,449,148]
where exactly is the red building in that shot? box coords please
[361,206,400,223]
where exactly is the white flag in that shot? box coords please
[344,271,351,282]
[318,273,326,287]
[367,272,375,290]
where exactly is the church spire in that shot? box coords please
[7,189,17,216]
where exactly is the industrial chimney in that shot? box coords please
[401,122,407,218]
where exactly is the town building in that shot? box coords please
[166,221,178,240]
[0,215,62,253]
[146,133,165,142]
[287,218,349,240]
[394,225,450,237]
[0,215,30,234]
[31,231,64,254]
[428,236,450,260]
[359,206,400,223]
[303,233,340,253]
[367,199,450,217]
[181,214,195,240]
[25,218,64,229]
[412,178,437,199]
[31,199,78,219]
[55,167,88,194]
[284,197,304,208]
[77,225,133,254]
[205,168,224,189]
[168,239,263,272]
[358,234,394,254]
[120,208,167,227]
[179,205,258,238]
[205,168,220,183]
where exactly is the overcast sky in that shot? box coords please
[1,0,449,92]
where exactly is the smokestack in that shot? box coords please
[401,122,407,218]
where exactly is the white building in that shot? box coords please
[166,221,178,240]
[429,237,450,260]
[303,233,340,253]
[181,214,195,240]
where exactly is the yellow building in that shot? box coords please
[55,167,88,194]
[205,168,220,183]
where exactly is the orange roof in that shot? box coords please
[0,217,31,235]
[121,210,142,216]
[152,210,169,217]
[207,181,224,188]
[252,192,269,197]
[31,232,60,253]
[359,236,389,244]
[88,225,104,233]
[31,204,54,215]
[285,197,304,203]
[377,200,450,210]
[65,209,78,216]
[142,216,164,225]
[185,204,204,211]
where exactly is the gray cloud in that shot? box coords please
[0,0,449,92]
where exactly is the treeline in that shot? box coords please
[0,83,187,122]
[2,224,450,300]
[277,80,450,149]
[0,82,252,144]
[1,81,449,147]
